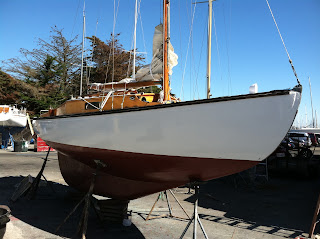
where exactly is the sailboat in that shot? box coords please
[0,105,27,149]
[0,105,27,128]
[33,1,302,200]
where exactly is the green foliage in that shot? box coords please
[0,70,38,113]
[1,26,82,97]
[0,27,148,116]
[37,55,57,87]
[87,34,145,83]
[0,27,82,116]
[0,70,71,116]
[0,71,37,100]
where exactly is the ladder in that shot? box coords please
[255,159,268,181]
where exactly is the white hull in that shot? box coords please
[33,88,301,162]
[0,106,27,127]
[0,116,27,127]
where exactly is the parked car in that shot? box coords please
[280,137,295,149]
[315,134,320,147]
[308,133,319,146]
[287,132,312,148]
[270,137,294,158]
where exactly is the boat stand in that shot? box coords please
[55,160,106,239]
[11,147,54,202]
[179,182,209,239]
[309,192,320,238]
[146,189,190,221]
[27,147,55,199]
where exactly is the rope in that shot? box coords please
[265,0,300,85]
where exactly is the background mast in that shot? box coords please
[80,2,86,96]
[207,0,213,99]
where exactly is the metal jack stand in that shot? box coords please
[11,147,55,202]
[309,192,320,238]
[179,183,209,239]
[27,147,54,199]
[146,189,190,221]
[55,160,106,239]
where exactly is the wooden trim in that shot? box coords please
[35,87,297,120]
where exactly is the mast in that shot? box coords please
[80,2,86,96]
[163,0,170,101]
[305,104,308,128]
[133,0,138,80]
[206,0,213,99]
[308,77,315,128]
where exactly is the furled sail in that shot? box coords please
[135,24,178,82]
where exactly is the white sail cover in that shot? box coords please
[135,24,178,82]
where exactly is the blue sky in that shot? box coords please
[1,0,319,127]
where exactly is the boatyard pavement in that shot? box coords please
[0,148,319,239]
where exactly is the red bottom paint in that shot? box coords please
[47,141,259,200]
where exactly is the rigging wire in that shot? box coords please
[189,0,193,100]
[131,0,147,79]
[212,5,223,96]
[190,0,195,100]
[127,0,140,78]
[80,0,86,96]
[70,0,82,39]
[105,0,120,85]
[87,19,99,91]
[111,0,121,109]
[265,0,300,85]
[112,0,116,85]
[126,50,133,78]
[180,1,197,100]
[190,6,206,100]
[126,0,148,80]
[222,0,232,96]
[193,18,206,100]
[178,0,183,100]
[138,0,148,62]
[180,0,192,100]
[160,0,162,24]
